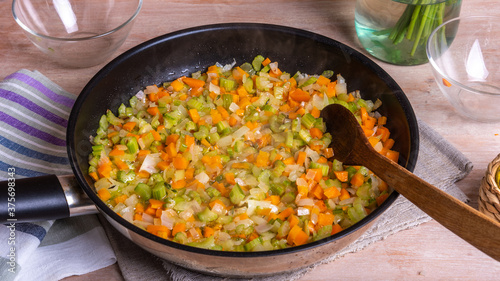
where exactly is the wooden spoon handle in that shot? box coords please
[364,150,500,261]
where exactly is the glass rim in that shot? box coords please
[11,0,143,42]
[426,15,500,96]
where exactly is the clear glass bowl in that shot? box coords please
[427,16,500,122]
[12,0,142,68]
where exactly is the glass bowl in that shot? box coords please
[426,16,500,122]
[12,0,142,68]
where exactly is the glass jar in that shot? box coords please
[355,0,462,65]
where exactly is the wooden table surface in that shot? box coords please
[2,0,500,280]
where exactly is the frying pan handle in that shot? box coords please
[0,174,97,224]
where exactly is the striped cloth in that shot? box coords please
[0,70,116,281]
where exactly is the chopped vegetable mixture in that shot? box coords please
[88,55,399,251]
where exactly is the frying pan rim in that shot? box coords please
[67,22,419,258]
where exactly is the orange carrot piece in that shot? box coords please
[188,108,200,123]
[376,193,390,206]
[289,88,311,102]
[97,188,111,201]
[310,107,321,118]
[203,226,215,238]
[183,77,205,88]
[350,173,365,187]
[147,107,160,116]
[225,173,236,185]
[172,223,186,236]
[262,57,271,66]
[278,207,294,221]
[296,151,307,166]
[150,130,162,141]
[172,179,186,189]
[310,127,323,139]
[331,223,343,235]
[109,148,125,156]
[324,186,341,199]
[149,198,164,209]
[386,150,399,162]
[172,156,189,170]
[185,168,195,180]
[339,188,350,201]
[122,122,136,132]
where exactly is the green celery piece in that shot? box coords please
[229,184,245,205]
[299,76,318,88]
[106,110,123,126]
[270,183,284,196]
[298,128,312,143]
[198,207,218,222]
[220,78,237,91]
[125,137,139,154]
[99,114,108,130]
[301,113,316,129]
[152,182,167,200]
[187,236,221,250]
[142,132,155,149]
[252,55,265,71]
[117,170,135,183]
[222,94,233,109]
[134,183,151,200]
[315,225,333,241]
[321,70,334,79]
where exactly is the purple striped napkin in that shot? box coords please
[0,70,116,281]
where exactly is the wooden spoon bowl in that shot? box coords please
[321,103,500,261]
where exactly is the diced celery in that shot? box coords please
[220,78,236,91]
[117,170,135,183]
[321,70,335,79]
[310,162,330,177]
[299,76,317,88]
[285,131,294,148]
[270,183,284,196]
[314,225,333,241]
[332,159,343,171]
[99,114,108,130]
[193,125,209,140]
[301,113,316,129]
[198,207,218,222]
[106,110,123,126]
[229,184,245,205]
[134,183,151,200]
[125,137,139,154]
[272,160,286,178]
[281,192,296,204]
[252,55,265,71]
[298,128,312,143]
[244,236,262,251]
[151,182,166,200]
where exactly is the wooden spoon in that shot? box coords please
[321,103,500,262]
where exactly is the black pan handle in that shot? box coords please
[0,174,97,223]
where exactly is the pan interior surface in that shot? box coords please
[67,23,419,275]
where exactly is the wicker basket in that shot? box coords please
[479,153,500,222]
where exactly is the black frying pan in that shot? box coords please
[0,23,419,277]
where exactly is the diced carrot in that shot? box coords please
[97,188,111,201]
[278,207,294,221]
[283,157,296,165]
[324,186,341,199]
[350,173,365,187]
[316,75,331,86]
[114,194,127,204]
[183,77,205,88]
[135,203,145,214]
[134,213,143,221]
[326,81,337,97]
[97,163,112,178]
[211,109,223,124]
[147,107,160,116]
[172,179,186,189]
[376,193,390,206]
[262,57,271,66]
[308,168,323,182]
[310,127,323,139]
[296,151,307,166]
[150,130,162,141]
[339,188,350,201]
[147,225,170,235]
[172,223,186,236]
[203,226,215,238]
[171,79,185,92]
[166,134,180,145]
[185,168,195,180]
[334,171,348,182]
[109,148,125,156]
[188,108,200,123]
[185,135,195,148]
[149,198,164,209]
[310,107,321,118]
[255,150,270,167]
[331,223,343,235]
[289,88,311,102]
[311,184,324,199]
[442,78,452,87]
[363,116,377,130]
[318,213,335,227]
[201,138,211,147]
[148,92,158,102]
[287,225,308,246]
[122,122,136,132]
[228,116,238,126]
[386,150,399,162]
[225,173,236,185]
[217,106,230,119]
[114,159,129,171]
[137,170,150,178]
[288,214,300,229]
[89,172,99,181]
[378,116,387,126]
[137,150,151,157]
[172,156,189,170]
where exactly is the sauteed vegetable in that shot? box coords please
[88,56,399,251]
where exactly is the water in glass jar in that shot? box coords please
[355,0,461,65]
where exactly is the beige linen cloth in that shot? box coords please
[101,118,472,281]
